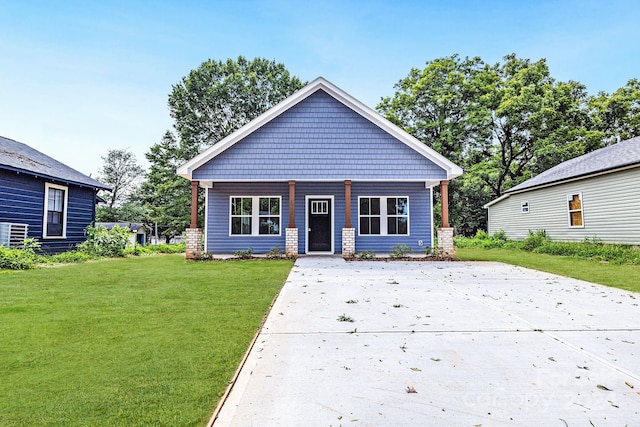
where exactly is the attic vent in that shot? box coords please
[0,222,29,248]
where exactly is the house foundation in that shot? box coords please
[437,227,454,255]
[285,228,298,257]
[185,228,203,259]
[342,228,355,258]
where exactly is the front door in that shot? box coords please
[308,198,332,252]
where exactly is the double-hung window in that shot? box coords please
[358,196,409,235]
[230,196,281,236]
[567,193,584,227]
[43,183,68,238]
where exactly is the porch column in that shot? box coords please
[186,180,203,260]
[440,180,449,228]
[344,180,352,228]
[288,180,296,228]
[342,180,355,258]
[285,180,298,257]
[437,180,454,255]
[190,180,199,228]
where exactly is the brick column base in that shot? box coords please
[437,227,455,255]
[342,228,355,258]
[285,228,298,257]
[185,228,203,260]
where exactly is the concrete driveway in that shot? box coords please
[213,257,640,426]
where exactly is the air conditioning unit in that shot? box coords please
[0,222,29,248]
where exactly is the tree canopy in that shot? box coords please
[168,56,305,159]
[140,57,305,240]
[379,54,640,235]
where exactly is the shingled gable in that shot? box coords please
[176,77,463,182]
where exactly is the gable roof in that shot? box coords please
[177,77,463,181]
[0,135,109,190]
[484,136,640,208]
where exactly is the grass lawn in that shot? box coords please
[456,247,640,293]
[0,255,293,426]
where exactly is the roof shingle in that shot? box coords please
[508,136,640,193]
[0,135,109,190]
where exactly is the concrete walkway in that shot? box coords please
[213,257,640,426]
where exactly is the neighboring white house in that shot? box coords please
[484,136,640,244]
[95,222,147,246]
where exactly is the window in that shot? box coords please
[43,183,68,238]
[230,196,281,236]
[259,197,280,235]
[231,197,252,235]
[521,202,529,213]
[567,193,584,227]
[358,196,409,235]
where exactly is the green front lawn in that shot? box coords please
[0,255,293,426]
[455,247,640,293]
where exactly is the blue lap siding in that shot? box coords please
[206,181,432,254]
[0,169,97,253]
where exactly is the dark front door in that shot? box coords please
[308,198,332,252]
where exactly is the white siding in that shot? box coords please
[487,167,640,243]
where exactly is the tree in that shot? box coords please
[589,78,640,145]
[141,131,191,242]
[141,57,304,240]
[379,54,594,235]
[168,56,305,158]
[97,149,144,209]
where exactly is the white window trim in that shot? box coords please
[229,196,282,237]
[357,196,410,236]
[567,193,585,228]
[43,182,68,239]
[521,201,530,214]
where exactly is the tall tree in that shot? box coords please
[168,56,305,159]
[141,57,304,239]
[98,149,144,209]
[141,131,191,242]
[379,54,593,235]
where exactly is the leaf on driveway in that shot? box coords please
[625,381,634,389]
[410,367,422,371]
[597,384,612,391]
[406,386,417,393]
[431,357,441,362]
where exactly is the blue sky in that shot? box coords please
[1,0,639,177]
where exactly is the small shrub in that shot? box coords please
[267,246,284,259]
[390,244,412,258]
[0,246,38,270]
[356,250,376,259]
[79,225,130,257]
[234,247,254,259]
[522,230,549,251]
[124,244,151,256]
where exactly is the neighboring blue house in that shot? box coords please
[177,77,462,257]
[0,136,110,253]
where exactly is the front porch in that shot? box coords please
[185,179,455,259]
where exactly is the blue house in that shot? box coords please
[177,78,462,257]
[0,136,109,253]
